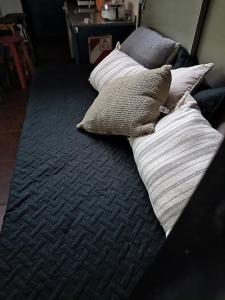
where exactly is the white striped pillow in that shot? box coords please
[89,50,213,113]
[129,93,223,235]
[89,49,145,92]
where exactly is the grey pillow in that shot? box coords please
[121,26,180,69]
[77,65,171,137]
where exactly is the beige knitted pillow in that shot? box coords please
[77,65,171,137]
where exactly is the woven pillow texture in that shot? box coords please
[78,65,171,137]
[121,26,180,69]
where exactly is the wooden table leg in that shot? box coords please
[21,40,34,74]
[10,44,26,89]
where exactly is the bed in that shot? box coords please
[0,64,165,300]
[1,13,225,298]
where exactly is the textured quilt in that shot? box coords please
[0,64,165,300]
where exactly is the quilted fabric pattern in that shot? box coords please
[0,64,165,300]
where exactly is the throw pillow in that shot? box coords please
[166,63,214,111]
[78,65,171,137]
[129,92,223,235]
[89,49,146,92]
[89,49,213,116]
[121,26,180,69]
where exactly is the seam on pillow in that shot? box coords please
[189,63,214,93]
[165,44,181,64]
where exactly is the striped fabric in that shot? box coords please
[89,49,145,92]
[129,93,223,235]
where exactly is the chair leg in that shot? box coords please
[10,44,26,89]
[20,40,33,74]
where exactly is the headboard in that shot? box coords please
[141,0,225,87]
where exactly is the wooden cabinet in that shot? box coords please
[64,2,135,64]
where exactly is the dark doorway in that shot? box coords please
[21,0,70,64]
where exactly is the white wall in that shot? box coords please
[197,0,225,86]
[0,0,23,15]
[124,0,139,21]
[141,0,203,52]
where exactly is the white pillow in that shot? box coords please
[129,92,223,235]
[166,63,214,111]
[89,49,145,92]
[89,50,213,112]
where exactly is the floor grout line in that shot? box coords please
[0,130,22,133]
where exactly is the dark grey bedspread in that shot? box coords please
[0,64,165,300]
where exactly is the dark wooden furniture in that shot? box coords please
[0,33,33,89]
[64,1,135,63]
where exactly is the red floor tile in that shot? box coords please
[0,131,21,163]
[0,205,7,232]
[0,161,15,205]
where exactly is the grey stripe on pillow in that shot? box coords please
[129,93,223,235]
[89,49,145,92]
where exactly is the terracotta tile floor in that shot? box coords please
[0,89,28,231]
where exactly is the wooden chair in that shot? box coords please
[0,33,33,89]
[0,23,16,34]
[0,18,33,89]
